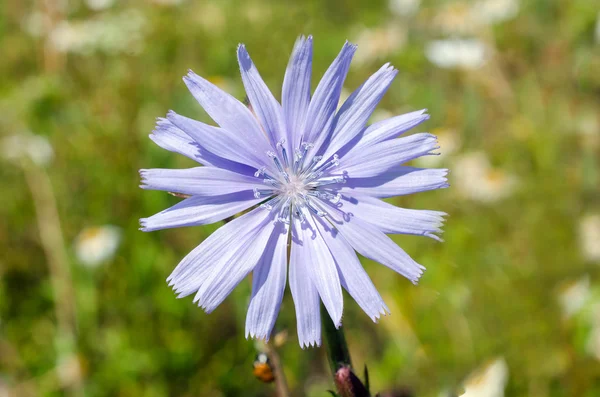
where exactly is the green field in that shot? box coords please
[2,0,600,396]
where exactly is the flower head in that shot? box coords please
[140,36,448,347]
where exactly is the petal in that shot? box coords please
[338,194,446,240]
[194,214,276,313]
[282,36,313,149]
[238,45,287,148]
[301,213,344,328]
[314,218,389,321]
[167,206,271,299]
[290,218,322,348]
[352,110,430,150]
[149,118,202,162]
[339,166,449,198]
[339,133,439,178]
[245,222,289,340]
[139,191,263,232]
[140,167,263,196]
[303,42,357,154]
[320,200,425,284]
[320,63,397,161]
[167,111,270,172]
[183,70,273,153]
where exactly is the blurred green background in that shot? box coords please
[2,0,600,396]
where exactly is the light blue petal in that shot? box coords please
[167,206,272,299]
[140,167,263,196]
[303,42,357,155]
[338,194,446,241]
[339,133,439,178]
[238,45,287,148]
[167,111,271,173]
[282,36,313,150]
[302,213,344,328]
[314,218,389,321]
[320,63,397,161]
[245,222,289,341]
[194,215,276,313]
[139,191,264,232]
[339,166,449,198]
[290,217,322,348]
[321,200,425,284]
[352,110,429,150]
[183,70,273,153]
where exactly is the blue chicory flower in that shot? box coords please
[140,36,448,348]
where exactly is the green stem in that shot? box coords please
[321,305,352,375]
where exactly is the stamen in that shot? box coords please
[296,142,314,173]
[305,154,340,181]
[260,203,273,211]
[276,198,291,224]
[267,150,291,183]
[302,195,326,217]
[307,191,341,203]
[307,175,346,187]
[276,139,290,169]
[293,202,306,223]
[253,188,274,199]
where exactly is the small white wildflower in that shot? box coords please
[471,0,519,25]
[425,39,488,69]
[579,214,600,262]
[460,358,509,397]
[557,276,591,319]
[74,225,122,268]
[389,0,420,16]
[353,24,407,65]
[1,133,54,167]
[453,151,517,203]
[85,0,115,11]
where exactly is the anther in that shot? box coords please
[307,175,346,187]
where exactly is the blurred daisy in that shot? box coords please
[578,214,600,262]
[49,10,146,55]
[452,152,517,203]
[425,39,488,70]
[85,0,115,11]
[74,225,121,267]
[353,24,407,65]
[140,36,448,347]
[1,133,54,167]
[557,276,590,319]
[389,0,420,16]
[471,0,519,25]
[460,358,508,397]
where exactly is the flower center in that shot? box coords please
[253,139,345,224]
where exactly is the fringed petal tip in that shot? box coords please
[245,331,271,342]
[370,305,391,323]
[300,338,322,349]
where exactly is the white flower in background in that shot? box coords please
[425,39,488,69]
[49,10,146,55]
[471,0,519,25]
[389,0,420,16]
[557,276,591,319]
[579,214,600,262]
[433,0,519,35]
[22,11,51,37]
[353,24,407,65]
[85,0,115,11]
[460,358,508,397]
[1,133,54,167]
[452,151,517,203]
[74,225,121,268]
[415,128,460,167]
